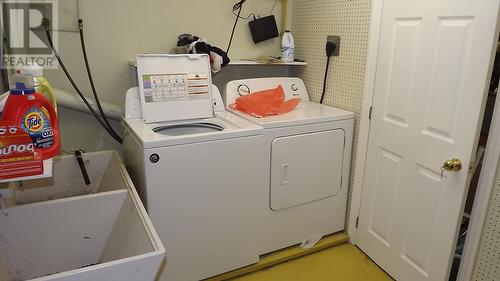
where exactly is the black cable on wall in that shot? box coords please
[42,17,123,144]
[0,67,8,94]
[1,30,9,94]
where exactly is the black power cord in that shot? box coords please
[320,41,337,104]
[226,0,248,55]
[42,18,122,144]
[78,19,122,143]
[233,9,255,20]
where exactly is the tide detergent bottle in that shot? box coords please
[2,73,60,159]
[19,64,58,114]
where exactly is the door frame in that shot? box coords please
[457,78,500,281]
[347,1,500,280]
[346,0,384,240]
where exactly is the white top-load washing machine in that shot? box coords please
[122,54,265,281]
[224,77,355,254]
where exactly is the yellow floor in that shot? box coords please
[231,243,393,281]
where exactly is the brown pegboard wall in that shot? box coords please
[291,0,372,228]
[472,163,500,281]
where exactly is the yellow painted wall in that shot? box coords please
[45,0,283,106]
[39,0,283,151]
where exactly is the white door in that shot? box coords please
[356,0,500,280]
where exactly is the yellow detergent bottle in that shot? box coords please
[19,64,57,114]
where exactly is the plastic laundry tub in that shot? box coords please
[0,151,165,281]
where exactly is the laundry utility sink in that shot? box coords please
[0,151,164,281]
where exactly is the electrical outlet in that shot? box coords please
[327,35,341,56]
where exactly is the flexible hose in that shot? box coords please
[78,19,122,143]
[42,18,123,144]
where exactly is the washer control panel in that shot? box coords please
[224,77,309,107]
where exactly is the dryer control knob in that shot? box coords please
[237,84,250,96]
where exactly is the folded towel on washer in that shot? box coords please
[230,85,301,118]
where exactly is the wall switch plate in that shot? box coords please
[327,35,341,56]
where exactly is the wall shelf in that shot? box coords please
[228,60,307,66]
[129,60,307,68]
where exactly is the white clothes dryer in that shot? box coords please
[224,77,355,254]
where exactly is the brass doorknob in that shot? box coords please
[442,158,462,171]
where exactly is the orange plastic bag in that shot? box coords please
[230,85,301,118]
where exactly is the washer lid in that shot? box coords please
[136,54,215,124]
[229,102,354,129]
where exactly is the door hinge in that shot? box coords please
[355,217,360,228]
[468,162,474,174]
[369,106,373,120]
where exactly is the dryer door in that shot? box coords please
[270,129,345,211]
